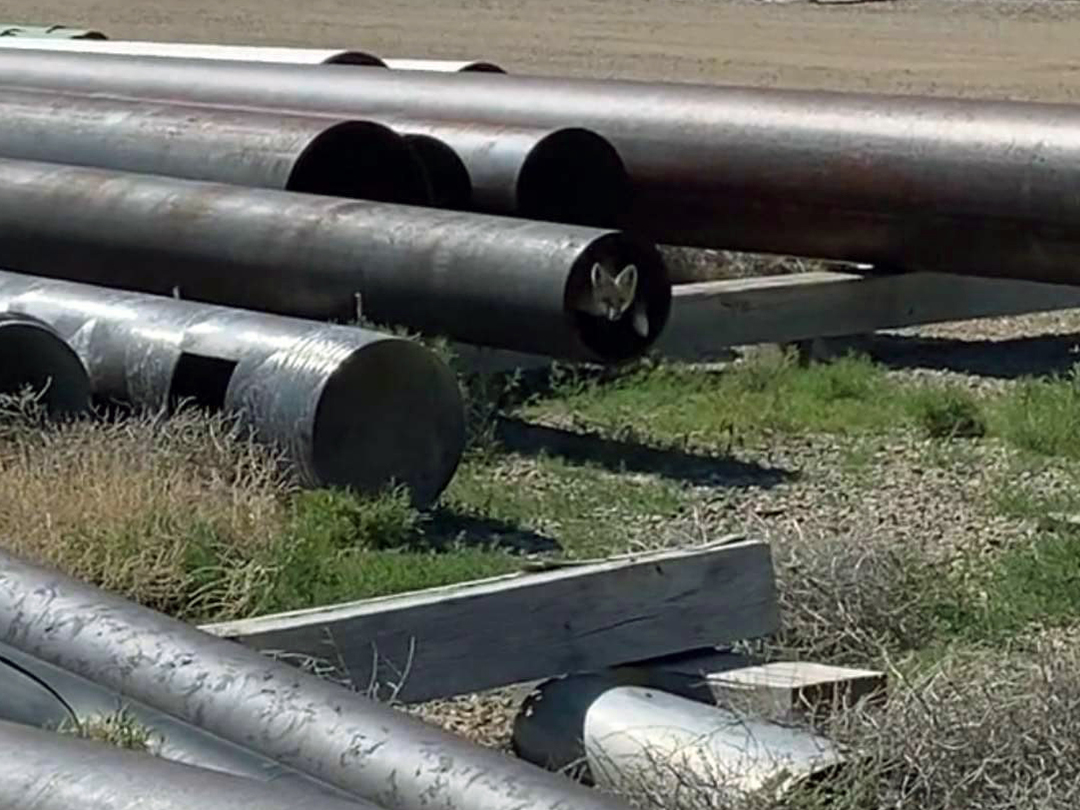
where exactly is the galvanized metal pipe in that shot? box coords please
[0,313,89,416]
[0,37,385,64]
[2,50,1079,282]
[380,118,629,226]
[0,641,356,799]
[513,676,847,803]
[0,159,669,362]
[0,87,431,204]
[0,549,633,810]
[382,58,505,73]
[0,271,466,506]
[0,38,505,71]
[0,719,378,810]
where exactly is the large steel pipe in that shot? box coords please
[0,160,669,362]
[0,549,633,810]
[0,313,89,415]
[0,38,506,71]
[0,641,355,799]
[382,58,505,73]
[0,37,385,64]
[0,271,466,506]
[5,51,1080,282]
[0,87,430,204]
[381,118,629,226]
[0,719,378,810]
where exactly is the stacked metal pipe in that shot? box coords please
[0,48,1077,284]
[0,548,632,810]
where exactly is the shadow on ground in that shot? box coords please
[494,418,795,488]
[424,508,561,555]
[848,332,1080,379]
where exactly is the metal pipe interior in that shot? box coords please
[0,271,466,507]
[0,549,633,810]
[0,719,379,810]
[400,133,473,209]
[0,641,355,799]
[0,37,387,65]
[2,50,1078,281]
[382,118,630,225]
[0,313,89,416]
[0,87,430,203]
[0,159,670,363]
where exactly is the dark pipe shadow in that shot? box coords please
[834,331,1080,380]
[423,507,562,555]
[493,417,795,489]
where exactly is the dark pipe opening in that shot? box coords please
[321,52,388,67]
[169,353,237,412]
[517,128,631,228]
[565,234,671,363]
[288,121,433,206]
[0,317,90,416]
[403,134,473,209]
[458,62,506,73]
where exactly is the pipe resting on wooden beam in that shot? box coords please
[0,549,634,810]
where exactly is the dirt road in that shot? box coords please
[0,0,1077,102]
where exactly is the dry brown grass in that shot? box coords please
[0,391,292,620]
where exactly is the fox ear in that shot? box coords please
[614,264,638,293]
[591,262,612,288]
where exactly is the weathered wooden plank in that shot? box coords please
[657,270,1080,361]
[200,540,779,704]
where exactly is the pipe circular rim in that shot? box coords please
[312,337,466,507]
[0,316,90,416]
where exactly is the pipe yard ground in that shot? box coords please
[2,1,1080,809]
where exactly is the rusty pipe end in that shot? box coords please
[0,314,90,417]
[565,233,671,363]
[288,120,432,206]
[518,127,631,228]
[403,133,473,209]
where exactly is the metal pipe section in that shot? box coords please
[0,23,106,39]
[382,118,630,226]
[398,133,473,209]
[0,160,669,362]
[0,87,431,204]
[513,676,847,803]
[0,37,385,64]
[0,271,466,507]
[0,641,356,799]
[4,50,1080,283]
[0,549,634,810]
[0,719,379,810]
[382,58,505,73]
[0,313,90,416]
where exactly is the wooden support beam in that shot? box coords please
[453,271,1080,373]
[200,540,779,704]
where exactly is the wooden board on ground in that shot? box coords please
[454,271,1080,374]
[200,539,779,704]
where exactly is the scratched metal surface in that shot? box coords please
[0,642,356,800]
[0,86,430,204]
[0,48,1076,282]
[0,550,632,810]
[0,159,669,362]
[0,271,466,506]
[0,718,377,810]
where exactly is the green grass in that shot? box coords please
[442,453,690,557]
